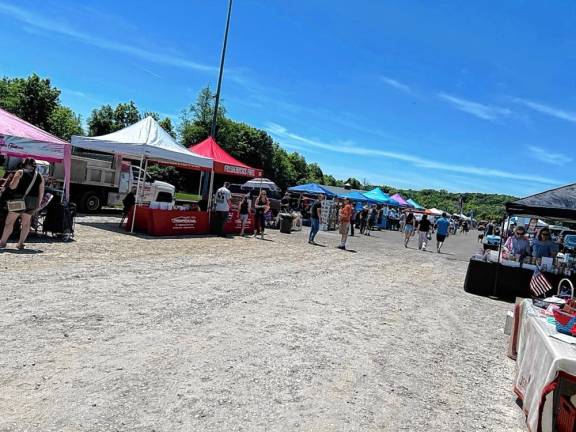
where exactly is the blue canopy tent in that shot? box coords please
[288,183,336,197]
[362,188,400,206]
[407,198,425,210]
[341,190,378,203]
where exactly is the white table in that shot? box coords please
[511,299,576,432]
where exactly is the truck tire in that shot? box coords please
[80,191,103,213]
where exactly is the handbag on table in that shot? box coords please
[7,171,38,212]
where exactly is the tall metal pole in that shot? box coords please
[210,0,234,138]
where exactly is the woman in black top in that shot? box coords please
[417,214,432,251]
[253,190,269,239]
[239,194,251,236]
[403,212,415,247]
[0,158,44,250]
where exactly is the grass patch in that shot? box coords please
[0,166,4,178]
[175,192,200,201]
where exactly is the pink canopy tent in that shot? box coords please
[391,193,412,207]
[0,107,71,200]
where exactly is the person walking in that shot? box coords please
[308,194,323,244]
[213,181,232,237]
[403,212,415,247]
[417,214,432,251]
[119,186,137,228]
[238,194,251,236]
[253,189,270,239]
[349,204,356,237]
[359,205,369,235]
[0,158,44,250]
[399,211,406,232]
[338,198,353,250]
[435,212,450,253]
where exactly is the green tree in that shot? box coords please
[87,101,142,136]
[48,106,83,140]
[179,86,226,146]
[113,101,140,129]
[87,104,115,136]
[346,178,363,190]
[0,74,60,130]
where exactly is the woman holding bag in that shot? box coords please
[0,158,44,250]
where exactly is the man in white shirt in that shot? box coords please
[213,181,232,237]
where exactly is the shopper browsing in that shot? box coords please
[338,198,353,250]
[417,214,432,251]
[253,190,270,240]
[435,213,450,253]
[308,194,323,245]
[213,182,232,237]
[0,158,44,250]
[238,194,251,236]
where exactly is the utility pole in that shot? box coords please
[210,0,234,138]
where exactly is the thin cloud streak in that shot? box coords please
[266,122,559,185]
[437,93,512,121]
[513,98,576,124]
[528,146,572,166]
[380,76,414,95]
[0,2,216,73]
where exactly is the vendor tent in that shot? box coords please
[407,198,424,210]
[362,188,399,205]
[0,107,71,200]
[506,183,576,221]
[288,183,335,197]
[72,117,213,233]
[188,136,262,177]
[425,208,450,216]
[341,190,379,203]
[391,193,412,207]
[72,116,212,170]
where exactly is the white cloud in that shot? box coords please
[513,98,576,124]
[437,93,512,121]
[0,2,216,73]
[266,122,560,185]
[380,76,414,95]
[528,146,572,166]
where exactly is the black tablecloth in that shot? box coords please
[464,259,576,299]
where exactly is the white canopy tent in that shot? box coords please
[71,116,212,170]
[71,117,213,232]
[426,207,451,216]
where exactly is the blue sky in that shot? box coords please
[0,0,575,196]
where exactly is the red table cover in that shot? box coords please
[126,207,254,236]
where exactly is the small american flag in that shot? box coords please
[530,269,552,297]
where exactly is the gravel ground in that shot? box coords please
[0,216,525,431]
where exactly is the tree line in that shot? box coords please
[0,74,515,219]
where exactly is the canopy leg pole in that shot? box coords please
[130,154,145,234]
[491,217,507,297]
[207,169,215,224]
[198,171,203,197]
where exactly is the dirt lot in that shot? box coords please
[0,217,524,431]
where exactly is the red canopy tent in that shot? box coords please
[188,137,263,178]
